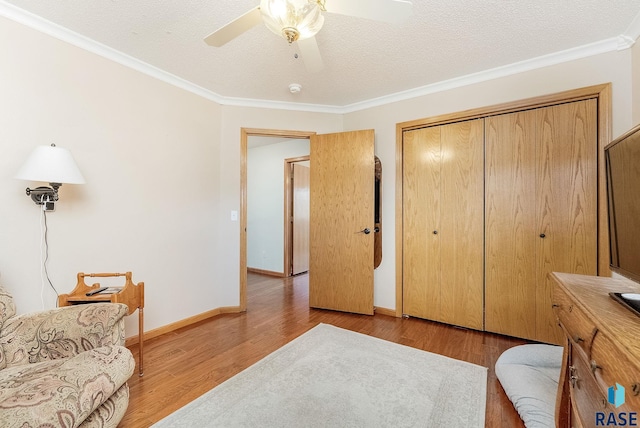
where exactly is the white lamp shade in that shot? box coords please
[15,145,85,184]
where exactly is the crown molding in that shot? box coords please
[617,7,640,50]
[1,0,639,115]
[341,36,627,113]
[219,95,345,114]
[0,1,226,104]
[618,35,635,50]
[623,8,640,42]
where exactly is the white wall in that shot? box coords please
[0,15,345,333]
[247,139,310,273]
[344,49,636,310]
[2,11,638,329]
[0,16,222,336]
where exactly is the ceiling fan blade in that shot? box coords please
[297,37,324,73]
[204,6,263,47]
[324,0,412,24]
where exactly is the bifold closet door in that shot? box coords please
[485,110,538,340]
[403,126,441,321]
[403,119,484,330]
[485,99,598,344]
[534,100,598,343]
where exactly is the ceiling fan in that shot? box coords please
[204,0,413,72]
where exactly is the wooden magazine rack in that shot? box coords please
[58,272,144,376]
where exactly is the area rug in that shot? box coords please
[152,323,487,427]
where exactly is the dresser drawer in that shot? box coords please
[554,287,598,356]
[590,332,640,412]
[570,350,611,426]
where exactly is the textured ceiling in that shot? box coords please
[2,0,640,109]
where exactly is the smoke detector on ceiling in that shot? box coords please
[289,83,302,94]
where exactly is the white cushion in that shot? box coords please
[495,344,563,428]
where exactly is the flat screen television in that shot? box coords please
[605,123,640,283]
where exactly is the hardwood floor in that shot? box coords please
[121,272,529,427]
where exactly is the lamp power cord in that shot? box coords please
[39,199,59,309]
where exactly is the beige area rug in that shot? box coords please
[152,323,487,427]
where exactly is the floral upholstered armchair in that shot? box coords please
[0,285,135,428]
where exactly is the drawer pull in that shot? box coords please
[571,374,579,388]
[590,360,601,373]
[633,383,640,396]
[569,365,578,388]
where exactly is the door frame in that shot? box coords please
[395,84,612,318]
[240,128,315,311]
[284,155,311,277]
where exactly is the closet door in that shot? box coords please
[403,119,484,329]
[485,110,538,339]
[440,121,484,329]
[535,100,598,343]
[403,126,441,321]
[485,100,598,343]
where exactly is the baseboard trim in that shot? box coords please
[124,304,397,346]
[374,306,398,317]
[247,267,286,277]
[124,305,243,347]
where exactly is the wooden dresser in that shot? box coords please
[551,272,640,427]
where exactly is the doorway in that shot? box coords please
[240,129,315,311]
[284,156,311,277]
[241,128,377,316]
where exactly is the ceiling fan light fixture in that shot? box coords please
[282,27,300,43]
[260,0,325,43]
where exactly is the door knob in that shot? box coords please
[433,230,438,235]
[539,233,546,238]
[358,228,371,235]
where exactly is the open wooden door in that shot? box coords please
[292,163,310,275]
[309,130,375,315]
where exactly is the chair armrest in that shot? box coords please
[0,344,135,427]
[0,303,128,368]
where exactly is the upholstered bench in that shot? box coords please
[495,344,563,428]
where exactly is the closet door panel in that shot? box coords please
[440,120,485,329]
[535,100,598,343]
[402,127,442,320]
[485,111,537,339]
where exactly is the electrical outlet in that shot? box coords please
[43,202,55,212]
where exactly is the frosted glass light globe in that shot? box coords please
[260,0,325,43]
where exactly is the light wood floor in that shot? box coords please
[121,272,528,427]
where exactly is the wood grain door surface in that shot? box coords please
[309,130,375,315]
[439,120,485,329]
[402,120,484,329]
[485,99,598,343]
[292,163,310,275]
[535,100,598,343]
[485,109,538,340]
[403,126,442,321]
